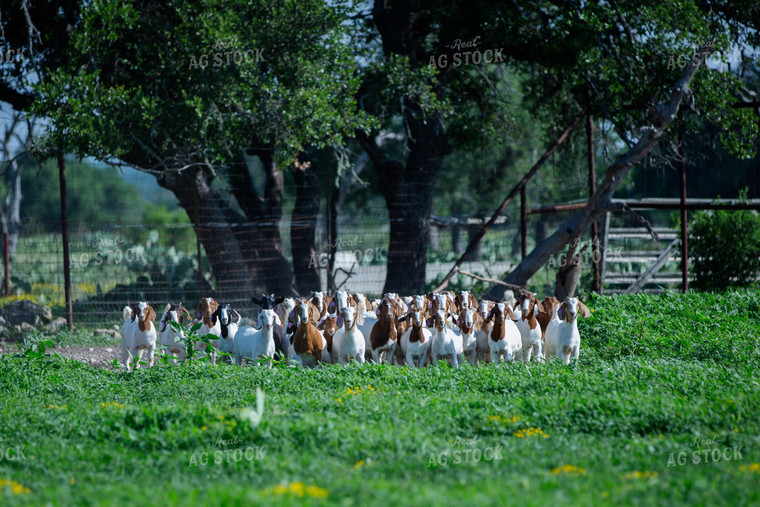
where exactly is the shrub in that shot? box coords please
[687,193,760,290]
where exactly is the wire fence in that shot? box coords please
[2,159,691,328]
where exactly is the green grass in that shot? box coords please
[1,291,760,505]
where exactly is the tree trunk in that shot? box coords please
[290,153,321,295]
[555,242,587,300]
[484,43,713,299]
[358,107,450,295]
[1,116,25,260]
[157,163,295,301]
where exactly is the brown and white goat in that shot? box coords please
[544,297,590,364]
[121,302,157,370]
[159,303,192,362]
[369,298,399,364]
[515,293,544,362]
[194,297,222,363]
[292,298,328,366]
[484,302,521,363]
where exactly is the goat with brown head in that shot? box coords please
[292,298,326,366]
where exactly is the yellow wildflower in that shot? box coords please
[551,464,587,475]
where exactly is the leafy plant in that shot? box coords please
[686,189,760,291]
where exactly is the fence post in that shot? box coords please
[587,113,600,293]
[599,212,610,294]
[679,133,689,292]
[520,186,527,259]
[57,153,73,329]
[3,231,8,296]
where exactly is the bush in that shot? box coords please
[687,194,760,291]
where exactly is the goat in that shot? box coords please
[352,292,371,315]
[485,302,521,363]
[274,297,296,359]
[428,292,458,327]
[317,312,340,363]
[515,293,544,362]
[292,299,329,366]
[428,309,463,368]
[476,299,495,364]
[213,303,241,364]
[252,294,285,310]
[121,302,157,370]
[369,297,399,364]
[159,303,191,362]
[399,310,431,368]
[194,297,221,364]
[234,308,281,367]
[454,290,478,314]
[536,296,561,343]
[331,305,366,365]
[544,297,590,364]
[310,291,332,321]
[456,308,479,366]
[333,290,357,314]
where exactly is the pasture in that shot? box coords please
[1,290,759,505]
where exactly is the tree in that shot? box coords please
[33,0,371,299]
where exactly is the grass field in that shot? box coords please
[1,290,759,505]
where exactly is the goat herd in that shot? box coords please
[119,291,591,370]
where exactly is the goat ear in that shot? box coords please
[274,296,285,307]
[337,316,343,328]
[375,306,381,317]
[578,301,591,318]
[534,300,544,313]
[274,312,282,327]
[256,313,263,329]
[231,310,241,323]
[426,317,433,328]
[147,306,156,322]
[557,305,565,321]
[328,299,336,313]
[506,306,517,321]
[356,312,364,326]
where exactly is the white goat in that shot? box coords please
[544,297,590,364]
[428,309,463,368]
[331,305,366,365]
[234,308,281,367]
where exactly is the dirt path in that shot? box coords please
[0,341,120,369]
